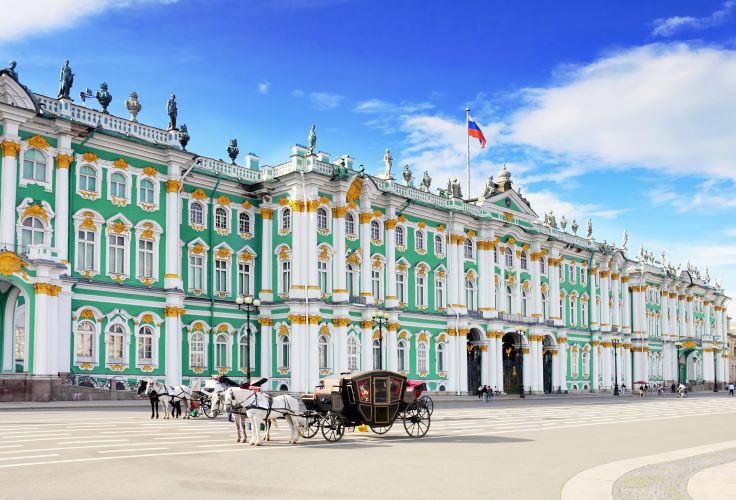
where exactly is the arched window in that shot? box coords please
[280,335,290,368]
[319,335,330,370]
[540,258,547,274]
[107,324,125,363]
[280,208,291,232]
[372,339,382,369]
[215,207,228,231]
[542,292,549,320]
[505,285,513,313]
[521,251,528,270]
[581,300,588,327]
[580,267,587,285]
[397,339,408,372]
[215,333,228,368]
[238,212,251,234]
[21,217,44,246]
[521,291,529,317]
[570,348,579,378]
[569,297,577,326]
[345,212,356,236]
[415,230,425,251]
[582,350,590,378]
[137,325,153,363]
[139,179,155,204]
[75,321,95,359]
[417,341,428,373]
[317,207,329,231]
[464,239,474,259]
[395,226,405,247]
[505,247,513,268]
[190,332,206,368]
[569,264,576,284]
[79,165,97,192]
[465,279,476,311]
[190,202,204,226]
[436,343,446,372]
[23,149,46,181]
[110,172,127,198]
[371,220,381,241]
[347,336,359,371]
[434,233,444,255]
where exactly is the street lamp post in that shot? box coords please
[235,295,260,384]
[611,336,621,396]
[713,347,718,393]
[674,341,683,387]
[372,311,389,370]
[518,331,526,399]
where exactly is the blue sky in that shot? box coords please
[3,0,736,311]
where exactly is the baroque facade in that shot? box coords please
[0,67,730,395]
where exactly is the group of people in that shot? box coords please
[478,385,498,402]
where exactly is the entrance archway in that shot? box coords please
[466,329,482,395]
[502,332,522,394]
[0,281,30,373]
[542,336,554,394]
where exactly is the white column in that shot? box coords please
[362,319,373,370]
[550,252,562,324]
[488,330,497,388]
[678,294,686,338]
[57,284,73,373]
[705,302,712,340]
[489,244,497,314]
[164,179,183,289]
[522,338,531,394]
[32,287,49,374]
[600,269,611,332]
[687,296,695,339]
[259,318,272,379]
[611,272,621,329]
[498,244,507,313]
[495,334,504,393]
[513,248,522,315]
[386,321,398,371]
[591,339,600,391]
[0,137,20,248]
[624,343,633,388]
[306,200,319,299]
[601,340,611,390]
[455,234,466,310]
[54,139,72,267]
[259,208,273,302]
[458,327,469,394]
[531,246,542,320]
[164,306,183,385]
[384,212,397,309]
[334,318,347,375]
[477,238,489,314]
[558,338,568,391]
[359,207,372,300]
[551,349,559,391]
[481,346,489,386]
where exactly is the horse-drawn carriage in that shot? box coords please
[190,376,267,418]
[299,370,431,442]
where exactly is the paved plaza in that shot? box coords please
[0,394,735,499]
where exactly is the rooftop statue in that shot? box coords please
[307,125,316,155]
[421,170,432,191]
[586,218,592,239]
[167,94,178,130]
[227,139,239,164]
[5,60,17,80]
[57,60,74,99]
[545,210,557,229]
[96,82,112,114]
[621,229,628,250]
[560,215,567,232]
[179,124,190,150]
[331,158,351,181]
[447,177,462,199]
[571,219,578,236]
[125,91,141,122]
[383,148,393,179]
[402,164,413,185]
[483,175,497,198]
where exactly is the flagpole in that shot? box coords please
[465,106,470,199]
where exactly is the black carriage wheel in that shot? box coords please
[419,396,434,416]
[203,400,218,419]
[299,415,321,439]
[402,403,430,438]
[370,423,393,435]
[321,413,345,442]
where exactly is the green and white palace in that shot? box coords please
[0,64,730,398]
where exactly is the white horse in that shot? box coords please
[209,390,279,443]
[145,380,192,419]
[219,388,305,445]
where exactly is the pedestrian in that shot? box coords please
[493,386,499,399]
[639,385,644,397]
[621,383,626,394]
[671,383,676,394]
[481,385,488,402]
[729,383,734,396]
[478,385,483,399]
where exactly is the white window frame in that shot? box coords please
[136,324,157,367]
[417,340,429,374]
[214,206,230,234]
[187,240,209,293]
[16,199,55,250]
[279,334,291,370]
[74,319,97,364]
[395,225,406,248]
[416,274,427,308]
[318,334,332,371]
[569,296,577,326]
[505,247,513,268]
[76,160,102,200]
[238,330,256,373]
[105,320,130,368]
[434,276,446,309]
[106,168,132,206]
[214,255,231,297]
[347,334,360,372]
[580,267,587,285]
[570,263,577,284]
[279,207,292,234]
[317,207,330,233]
[371,219,382,243]
[434,233,444,257]
[237,260,254,297]
[465,279,476,311]
[189,331,208,369]
[238,210,253,237]
[214,333,232,369]
[106,230,129,279]
[520,251,528,270]
[134,220,162,284]
[464,239,474,259]
[345,211,357,238]
[20,148,52,191]
[396,271,407,304]
[436,342,446,372]
[397,339,408,372]
[189,200,206,228]
[137,177,160,211]
[415,229,425,253]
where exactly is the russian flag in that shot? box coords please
[468,116,487,149]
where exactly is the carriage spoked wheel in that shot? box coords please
[321,413,345,442]
[418,395,434,416]
[402,402,430,438]
[299,414,321,439]
[203,400,218,419]
[369,423,393,435]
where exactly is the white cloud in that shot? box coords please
[647,179,736,213]
[290,89,305,98]
[309,92,344,110]
[652,1,734,37]
[0,0,178,43]
[523,190,629,222]
[354,99,434,115]
[508,43,736,181]
[258,81,271,95]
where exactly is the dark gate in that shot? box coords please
[467,346,481,395]
[543,351,553,394]
[502,333,521,394]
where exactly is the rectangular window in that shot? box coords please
[138,336,152,362]
[318,261,329,294]
[137,240,154,279]
[281,261,291,294]
[416,276,426,307]
[190,255,204,290]
[77,230,95,271]
[237,262,251,296]
[581,269,587,285]
[107,336,124,362]
[215,259,228,294]
[371,270,381,300]
[435,280,445,308]
[347,268,354,297]
[396,273,406,304]
[108,234,126,275]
